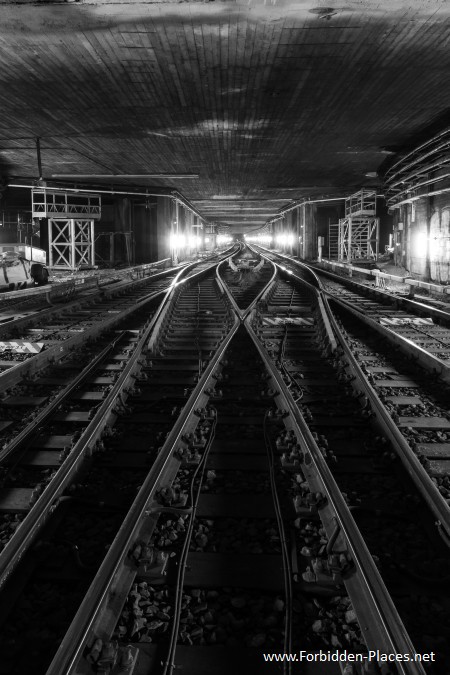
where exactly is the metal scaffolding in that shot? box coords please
[328,190,379,262]
[32,189,101,270]
[338,217,379,261]
[48,219,95,269]
[345,189,377,218]
[32,189,101,220]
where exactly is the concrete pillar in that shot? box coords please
[156,196,173,262]
[304,203,318,260]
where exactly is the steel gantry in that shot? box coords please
[328,190,379,262]
[32,188,101,270]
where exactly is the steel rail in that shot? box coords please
[0,266,183,337]
[0,271,179,390]
[255,246,450,326]
[162,415,218,675]
[323,295,450,540]
[0,334,124,465]
[323,292,450,384]
[45,278,240,675]
[216,252,278,321]
[0,254,232,391]
[247,244,338,352]
[253,247,450,538]
[263,411,293,675]
[0,258,176,302]
[0,257,225,591]
[243,314,426,675]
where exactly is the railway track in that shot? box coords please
[32,245,446,675]
[253,249,450,525]
[0,252,234,391]
[0,251,237,675]
[245,252,450,671]
[256,248,450,383]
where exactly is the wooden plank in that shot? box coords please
[0,488,33,512]
[196,494,274,519]
[428,460,450,476]
[96,451,152,467]
[70,391,105,401]
[375,379,420,388]
[206,455,268,471]
[398,417,450,429]
[53,411,91,423]
[2,396,47,406]
[384,396,422,405]
[30,435,73,449]
[21,450,61,467]
[184,552,285,590]
[416,443,450,458]
[158,646,340,675]
[210,439,263,455]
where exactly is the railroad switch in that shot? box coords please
[175,445,201,465]
[194,406,216,420]
[267,408,289,419]
[86,637,138,674]
[156,485,189,508]
[204,387,223,398]
[292,486,327,514]
[281,453,302,469]
[302,554,351,585]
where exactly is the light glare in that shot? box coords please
[170,233,186,249]
[275,233,294,247]
[217,234,233,245]
[245,234,272,244]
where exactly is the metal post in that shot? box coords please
[48,219,53,267]
[90,221,95,266]
[347,217,352,264]
[70,219,75,269]
[375,217,379,260]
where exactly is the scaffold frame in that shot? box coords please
[32,189,101,220]
[345,189,377,218]
[338,216,379,261]
[48,219,95,269]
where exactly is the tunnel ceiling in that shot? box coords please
[1,0,450,231]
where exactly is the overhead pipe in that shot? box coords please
[387,147,450,185]
[7,182,210,226]
[388,184,450,208]
[266,194,384,225]
[171,191,207,223]
[385,129,450,178]
[386,155,450,190]
[386,172,450,205]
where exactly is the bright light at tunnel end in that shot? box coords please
[217,235,233,245]
[244,234,273,244]
[275,233,294,247]
[244,233,294,246]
